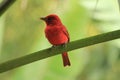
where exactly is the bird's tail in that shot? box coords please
[62,52,71,67]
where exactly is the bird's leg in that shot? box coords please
[51,43,67,51]
[49,45,55,52]
[51,45,56,48]
[60,42,67,48]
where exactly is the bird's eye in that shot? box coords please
[47,18,53,21]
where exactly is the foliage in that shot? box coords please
[0,0,120,80]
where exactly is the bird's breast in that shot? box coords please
[45,26,68,45]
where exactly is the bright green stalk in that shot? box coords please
[0,30,120,73]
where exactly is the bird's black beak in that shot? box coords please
[40,17,46,21]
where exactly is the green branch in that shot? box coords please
[0,30,120,73]
[0,0,16,16]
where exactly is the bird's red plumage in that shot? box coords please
[41,14,71,67]
[45,25,68,45]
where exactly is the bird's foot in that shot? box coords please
[60,43,67,48]
[51,45,57,48]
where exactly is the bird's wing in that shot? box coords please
[62,25,70,42]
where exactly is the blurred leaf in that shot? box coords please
[0,0,120,80]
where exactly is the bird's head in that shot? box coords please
[40,14,62,26]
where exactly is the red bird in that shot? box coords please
[40,14,71,67]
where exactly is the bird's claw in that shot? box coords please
[60,43,67,48]
[51,45,57,48]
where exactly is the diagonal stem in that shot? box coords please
[0,0,16,16]
[0,30,120,73]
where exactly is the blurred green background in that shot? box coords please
[0,0,120,80]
